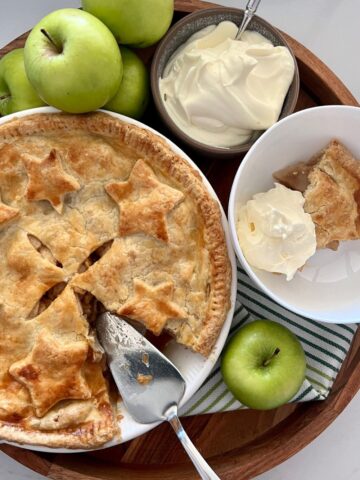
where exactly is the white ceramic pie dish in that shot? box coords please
[228,105,360,324]
[0,106,237,453]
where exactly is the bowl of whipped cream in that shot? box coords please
[228,105,360,324]
[151,8,299,157]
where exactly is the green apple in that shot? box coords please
[81,0,174,48]
[0,48,46,116]
[221,320,306,410]
[24,8,123,113]
[104,47,149,119]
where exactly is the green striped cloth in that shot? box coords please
[181,265,358,416]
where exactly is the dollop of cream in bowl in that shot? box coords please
[159,21,295,148]
[237,183,316,280]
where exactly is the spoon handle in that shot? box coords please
[236,0,262,40]
[166,406,220,480]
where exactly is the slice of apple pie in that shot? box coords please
[274,140,360,249]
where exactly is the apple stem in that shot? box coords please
[0,94,10,101]
[40,29,62,53]
[263,347,280,367]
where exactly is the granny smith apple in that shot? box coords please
[81,0,174,48]
[104,47,149,119]
[0,48,46,116]
[221,320,306,410]
[24,8,123,113]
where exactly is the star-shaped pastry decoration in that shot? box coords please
[22,149,80,214]
[118,279,186,335]
[105,159,184,242]
[0,200,19,225]
[9,329,91,417]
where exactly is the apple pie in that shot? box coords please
[274,140,360,249]
[0,112,231,448]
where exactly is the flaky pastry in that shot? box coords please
[0,112,231,449]
[274,140,360,249]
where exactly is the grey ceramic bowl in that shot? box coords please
[151,8,300,158]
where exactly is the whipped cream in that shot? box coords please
[159,21,295,148]
[236,183,316,280]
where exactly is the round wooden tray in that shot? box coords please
[1,1,359,479]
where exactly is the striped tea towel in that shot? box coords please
[181,265,358,416]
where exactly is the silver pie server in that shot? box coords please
[235,0,262,40]
[96,311,220,480]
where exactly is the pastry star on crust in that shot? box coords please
[105,159,184,242]
[22,149,80,214]
[119,279,186,335]
[0,200,19,225]
[9,329,91,417]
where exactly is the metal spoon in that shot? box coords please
[235,0,262,40]
[96,312,220,480]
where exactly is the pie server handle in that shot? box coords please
[97,312,220,479]
[166,405,221,480]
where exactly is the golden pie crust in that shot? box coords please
[0,112,231,449]
[274,140,360,249]
[304,140,360,248]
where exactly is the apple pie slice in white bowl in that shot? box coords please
[229,105,360,324]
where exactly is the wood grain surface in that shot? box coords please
[0,1,359,479]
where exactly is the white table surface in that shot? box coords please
[0,1,359,479]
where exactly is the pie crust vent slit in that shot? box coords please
[28,282,67,319]
[28,233,63,268]
[78,240,114,273]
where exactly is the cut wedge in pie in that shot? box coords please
[274,140,360,249]
[0,112,231,449]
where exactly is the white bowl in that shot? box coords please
[0,107,237,453]
[228,105,360,324]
